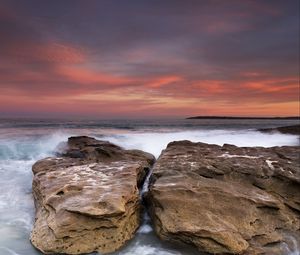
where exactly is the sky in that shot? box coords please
[0,0,299,118]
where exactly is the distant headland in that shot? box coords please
[186,116,300,120]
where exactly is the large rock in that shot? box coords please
[30,136,155,254]
[146,140,300,255]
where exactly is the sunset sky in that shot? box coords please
[0,0,299,118]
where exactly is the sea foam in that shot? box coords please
[99,129,299,158]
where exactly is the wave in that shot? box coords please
[0,132,70,161]
[99,129,299,158]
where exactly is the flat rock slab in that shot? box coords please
[30,136,155,254]
[146,140,300,255]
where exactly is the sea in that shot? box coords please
[0,118,299,255]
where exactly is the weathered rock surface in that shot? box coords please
[30,136,155,254]
[259,124,300,135]
[146,140,300,255]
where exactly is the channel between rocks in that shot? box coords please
[137,165,155,235]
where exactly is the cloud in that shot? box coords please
[0,0,298,117]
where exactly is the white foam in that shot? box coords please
[99,130,299,158]
[0,132,70,160]
[137,224,153,234]
[117,244,181,255]
[0,133,70,255]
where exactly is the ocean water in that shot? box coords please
[0,118,299,255]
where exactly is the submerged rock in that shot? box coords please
[146,140,300,254]
[30,136,155,254]
[258,124,300,135]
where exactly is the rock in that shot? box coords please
[30,136,155,254]
[146,140,300,254]
[258,124,300,135]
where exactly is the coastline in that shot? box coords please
[0,119,299,255]
[186,116,300,120]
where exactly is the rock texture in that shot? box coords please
[30,136,155,254]
[259,124,300,135]
[146,140,300,255]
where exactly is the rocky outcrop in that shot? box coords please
[146,140,300,254]
[259,124,300,135]
[30,136,155,254]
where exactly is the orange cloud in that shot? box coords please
[148,76,182,88]
[1,90,298,118]
[57,66,132,85]
[243,78,298,93]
